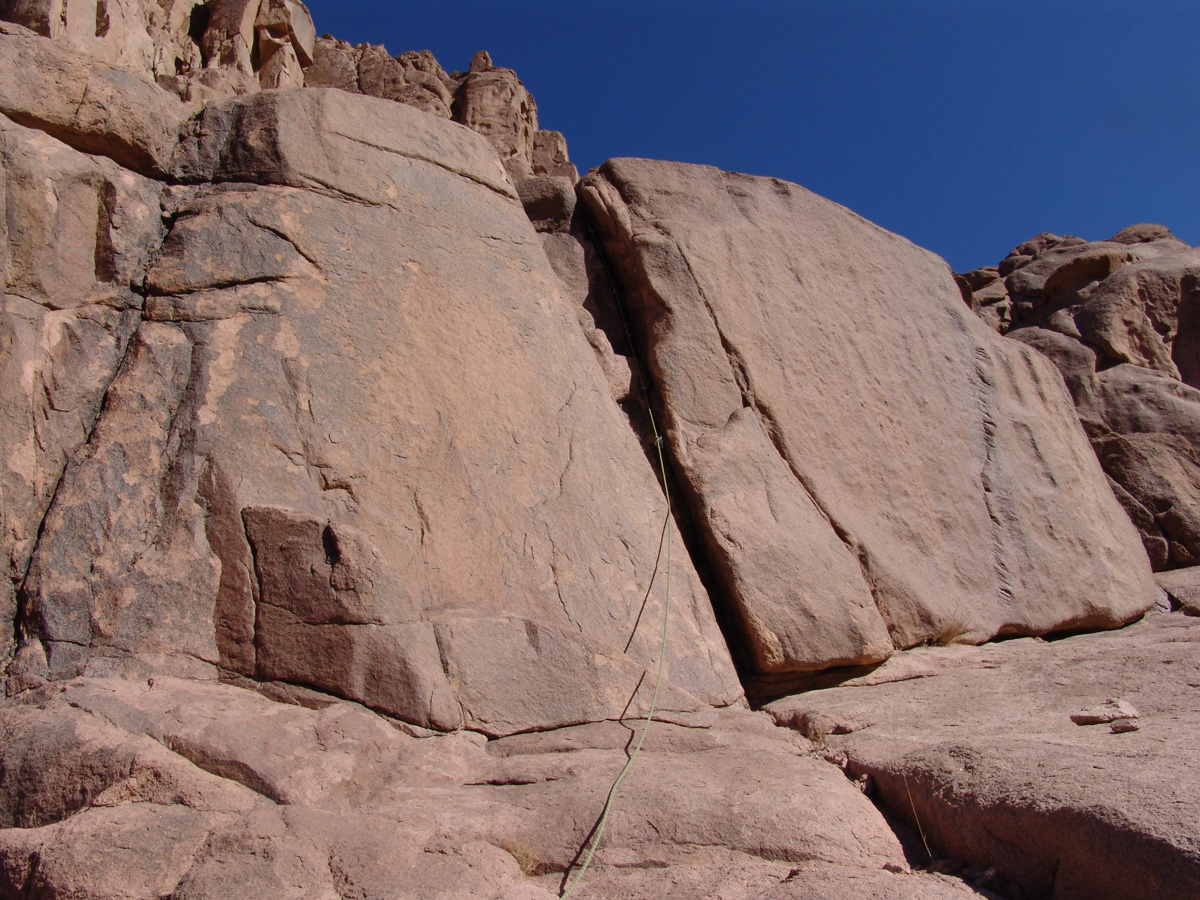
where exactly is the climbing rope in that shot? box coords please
[559,412,674,899]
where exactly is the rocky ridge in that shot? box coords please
[0,1,1196,898]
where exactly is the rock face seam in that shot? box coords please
[972,346,1017,616]
[568,202,767,691]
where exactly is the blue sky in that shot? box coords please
[303,0,1198,273]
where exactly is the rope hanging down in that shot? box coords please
[559,411,674,900]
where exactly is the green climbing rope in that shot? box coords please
[559,407,673,900]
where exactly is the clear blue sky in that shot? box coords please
[304,0,1198,273]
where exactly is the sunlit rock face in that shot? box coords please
[0,5,1194,898]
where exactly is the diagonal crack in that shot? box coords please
[652,218,886,617]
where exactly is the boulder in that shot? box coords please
[1154,565,1200,615]
[1095,363,1200,458]
[531,129,578,180]
[201,0,313,86]
[18,90,742,734]
[0,0,179,77]
[357,43,453,117]
[302,34,358,91]
[580,158,1154,689]
[1109,222,1190,249]
[516,175,576,233]
[1073,248,1200,378]
[965,229,1200,574]
[1091,430,1200,567]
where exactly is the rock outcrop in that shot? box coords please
[959,226,1200,570]
[1,2,1196,897]
[304,36,577,182]
[10,82,743,734]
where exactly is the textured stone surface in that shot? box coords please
[964,228,1200,573]
[0,25,188,176]
[356,43,454,117]
[0,676,960,899]
[0,0,200,82]
[581,158,1154,687]
[0,113,163,665]
[6,7,1198,894]
[1090,430,1200,568]
[531,129,578,180]
[767,610,1200,900]
[453,60,538,182]
[1154,565,1200,615]
[19,89,742,734]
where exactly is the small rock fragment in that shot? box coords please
[1111,718,1141,734]
[1071,698,1140,725]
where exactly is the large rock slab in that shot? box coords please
[767,610,1200,900]
[19,90,742,734]
[580,158,1154,686]
[0,675,989,899]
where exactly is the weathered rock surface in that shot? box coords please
[0,112,162,664]
[452,57,539,182]
[4,4,1196,895]
[0,23,188,176]
[16,88,742,734]
[305,35,577,182]
[0,675,1000,899]
[581,158,1154,690]
[2,0,321,104]
[767,610,1200,900]
[1154,564,1200,615]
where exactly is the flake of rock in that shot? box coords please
[1070,697,1141,725]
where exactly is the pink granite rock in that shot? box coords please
[581,159,1154,691]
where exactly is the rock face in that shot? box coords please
[580,158,1154,692]
[0,676,1000,900]
[0,0,317,100]
[12,85,742,734]
[959,226,1200,571]
[2,5,1195,898]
